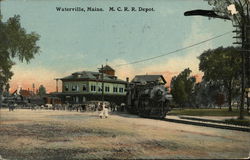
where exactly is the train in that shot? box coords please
[126,78,173,119]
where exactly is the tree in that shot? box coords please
[215,93,225,109]
[170,68,196,108]
[205,0,250,119]
[199,46,241,111]
[194,80,224,108]
[205,0,249,24]
[38,85,46,97]
[0,14,40,107]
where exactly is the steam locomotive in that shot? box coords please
[126,75,173,119]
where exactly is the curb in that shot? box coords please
[179,116,225,124]
[164,117,250,132]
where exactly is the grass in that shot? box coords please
[168,108,250,117]
[224,118,250,126]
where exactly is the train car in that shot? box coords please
[126,75,173,119]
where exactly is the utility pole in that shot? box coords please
[240,24,245,119]
[32,83,35,96]
[101,65,104,102]
[0,0,2,17]
[245,2,250,113]
[54,78,59,92]
[245,31,250,114]
[232,15,250,119]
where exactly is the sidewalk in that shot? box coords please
[165,115,250,132]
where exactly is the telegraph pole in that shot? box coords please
[232,17,250,119]
[101,65,104,102]
[0,1,1,17]
[245,2,250,113]
[32,83,35,96]
[54,78,59,92]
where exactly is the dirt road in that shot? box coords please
[0,109,249,159]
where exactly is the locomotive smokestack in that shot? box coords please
[126,77,129,82]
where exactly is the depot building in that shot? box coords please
[58,65,127,104]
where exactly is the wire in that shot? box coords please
[114,31,232,67]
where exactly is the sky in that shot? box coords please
[1,0,234,92]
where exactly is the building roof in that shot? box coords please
[12,89,34,97]
[131,75,166,84]
[60,71,126,84]
[99,65,115,71]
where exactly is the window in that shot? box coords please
[113,87,118,93]
[119,88,124,93]
[72,85,78,91]
[64,85,69,91]
[98,87,102,92]
[83,84,87,91]
[105,86,110,92]
[91,85,96,91]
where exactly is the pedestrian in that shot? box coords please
[98,102,104,118]
[8,102,15,111]
[103,103,109,118]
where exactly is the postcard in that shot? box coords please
[0,0,249,159]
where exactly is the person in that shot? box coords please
[103,103,109,118]
[99,102,109,118]
[82,104,86,112]
[120,103,125,112]
[98,102,104,118]
[8,102,15,111]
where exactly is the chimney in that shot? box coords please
[126,77,129,83]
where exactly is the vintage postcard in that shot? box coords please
[0,0,250,159]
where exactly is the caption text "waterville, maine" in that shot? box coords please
[56,7,155,13]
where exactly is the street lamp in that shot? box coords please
[184,9,231,20]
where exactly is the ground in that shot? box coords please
[0,109,250,159]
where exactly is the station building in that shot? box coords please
[59,65,127,104]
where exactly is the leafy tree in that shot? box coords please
[38,85,46,97]
[205,0,249,119]
[205,0,249,25]
[170,68,196,108]
[194,81,223,108]
[0,14,40,107]
[199,46,241,111]
[206,0,250,82]
[215,93,225,109]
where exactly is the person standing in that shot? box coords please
[103,103,109,118]
[99,102,109,118]
[98,102,104,118]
